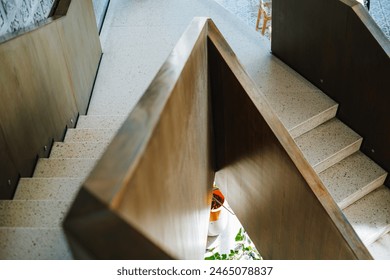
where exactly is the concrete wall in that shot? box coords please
[0,0,109,37]
[0,0,55,37]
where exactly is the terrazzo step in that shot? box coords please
[14,178,83,200]
[64,128,117,142]
[343,186,390,245]
[33,158,96,179]
[76,115,127,129]
[0,227,72,260]
[50,141,110,159]
[319,151,387,209]
[294,118,362,173]
[0,200,70,227]
[368,232,390,260]
[265,90,338,138]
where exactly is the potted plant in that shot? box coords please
[208,187,228,236]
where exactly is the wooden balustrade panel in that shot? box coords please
[55,0,102,114]
[0,127,19,198]
[65,18,371,259]
[207,21,371,260]
[64,18,214,259]
[0,0,101,198]
[272,0,390,184]
[0,20,77,180]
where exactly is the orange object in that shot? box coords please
[209,189,225,222]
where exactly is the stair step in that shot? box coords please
[76,115,126,129]
[0,201,70,227]
[50,142,109,159]
[319,151,387,209]
[33,158,96,179]
[265,90,338,138]
[0,227,72,259]
[14,178,83,200]
[294,118,362,173]
[64,128,117,142]
[367,232,390,260]
[343,186,390,245]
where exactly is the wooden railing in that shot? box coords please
[64,18,372,259]
[272,0,390,185]
[0,0,101,198]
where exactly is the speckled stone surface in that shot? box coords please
[294,118,362,173]
[319,151,387,209]
[50,142,109,159]
[368,232,390,260]
[76,115,127,129]
[90,0,333,139]
[343,186,390,245]
[264,90,338,138]
[64,128,117,143]
[0,201,70,227]
[14,178,84,201]
[33,158,96,179]
[0,227,72,260]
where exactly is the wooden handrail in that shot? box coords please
[64,17,372,259]
[0,0,101,198]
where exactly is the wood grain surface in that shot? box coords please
[65,18,214,259]
[0,0,101,198]
[65,18,372,259]
[272,0,390,185]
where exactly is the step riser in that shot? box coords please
[14,178,83,201]
[365,225,390,246]
[290,105,338,138]
[33,159,96,179]
[64,129,117,143]
[0,228,72,260]
[76,115,126,129]
[314,139,363,173]
[0,201,70,227]
[343,186,390,248]
[338,174,387,210]
[50,142,109,159]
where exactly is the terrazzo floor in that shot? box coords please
[215,0,390,40]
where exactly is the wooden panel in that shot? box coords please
[0,20,78,179]
[207,20,371,259]
[56,0,102,114]
[0,126,19,198]
[66,17,372,260]
[64,18,214,259]
[0,0,101,198]
[272,0,390,184]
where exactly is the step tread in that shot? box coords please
[33,158,96,179]
[14,178,83,200]
[343,186,390,245]
[264,90,338,138]
[319,151,387,209]
[0,201,70,227]
[50,141,109,159]
[0,227,72,260]
[367,232,390,260]
[64,128,117,142]
[76,115,127,129]
[294,118,362,172]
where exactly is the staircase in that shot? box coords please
[0,115,125,259]
[0,0,389,259]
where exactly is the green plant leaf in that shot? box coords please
[235,228,244,241]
